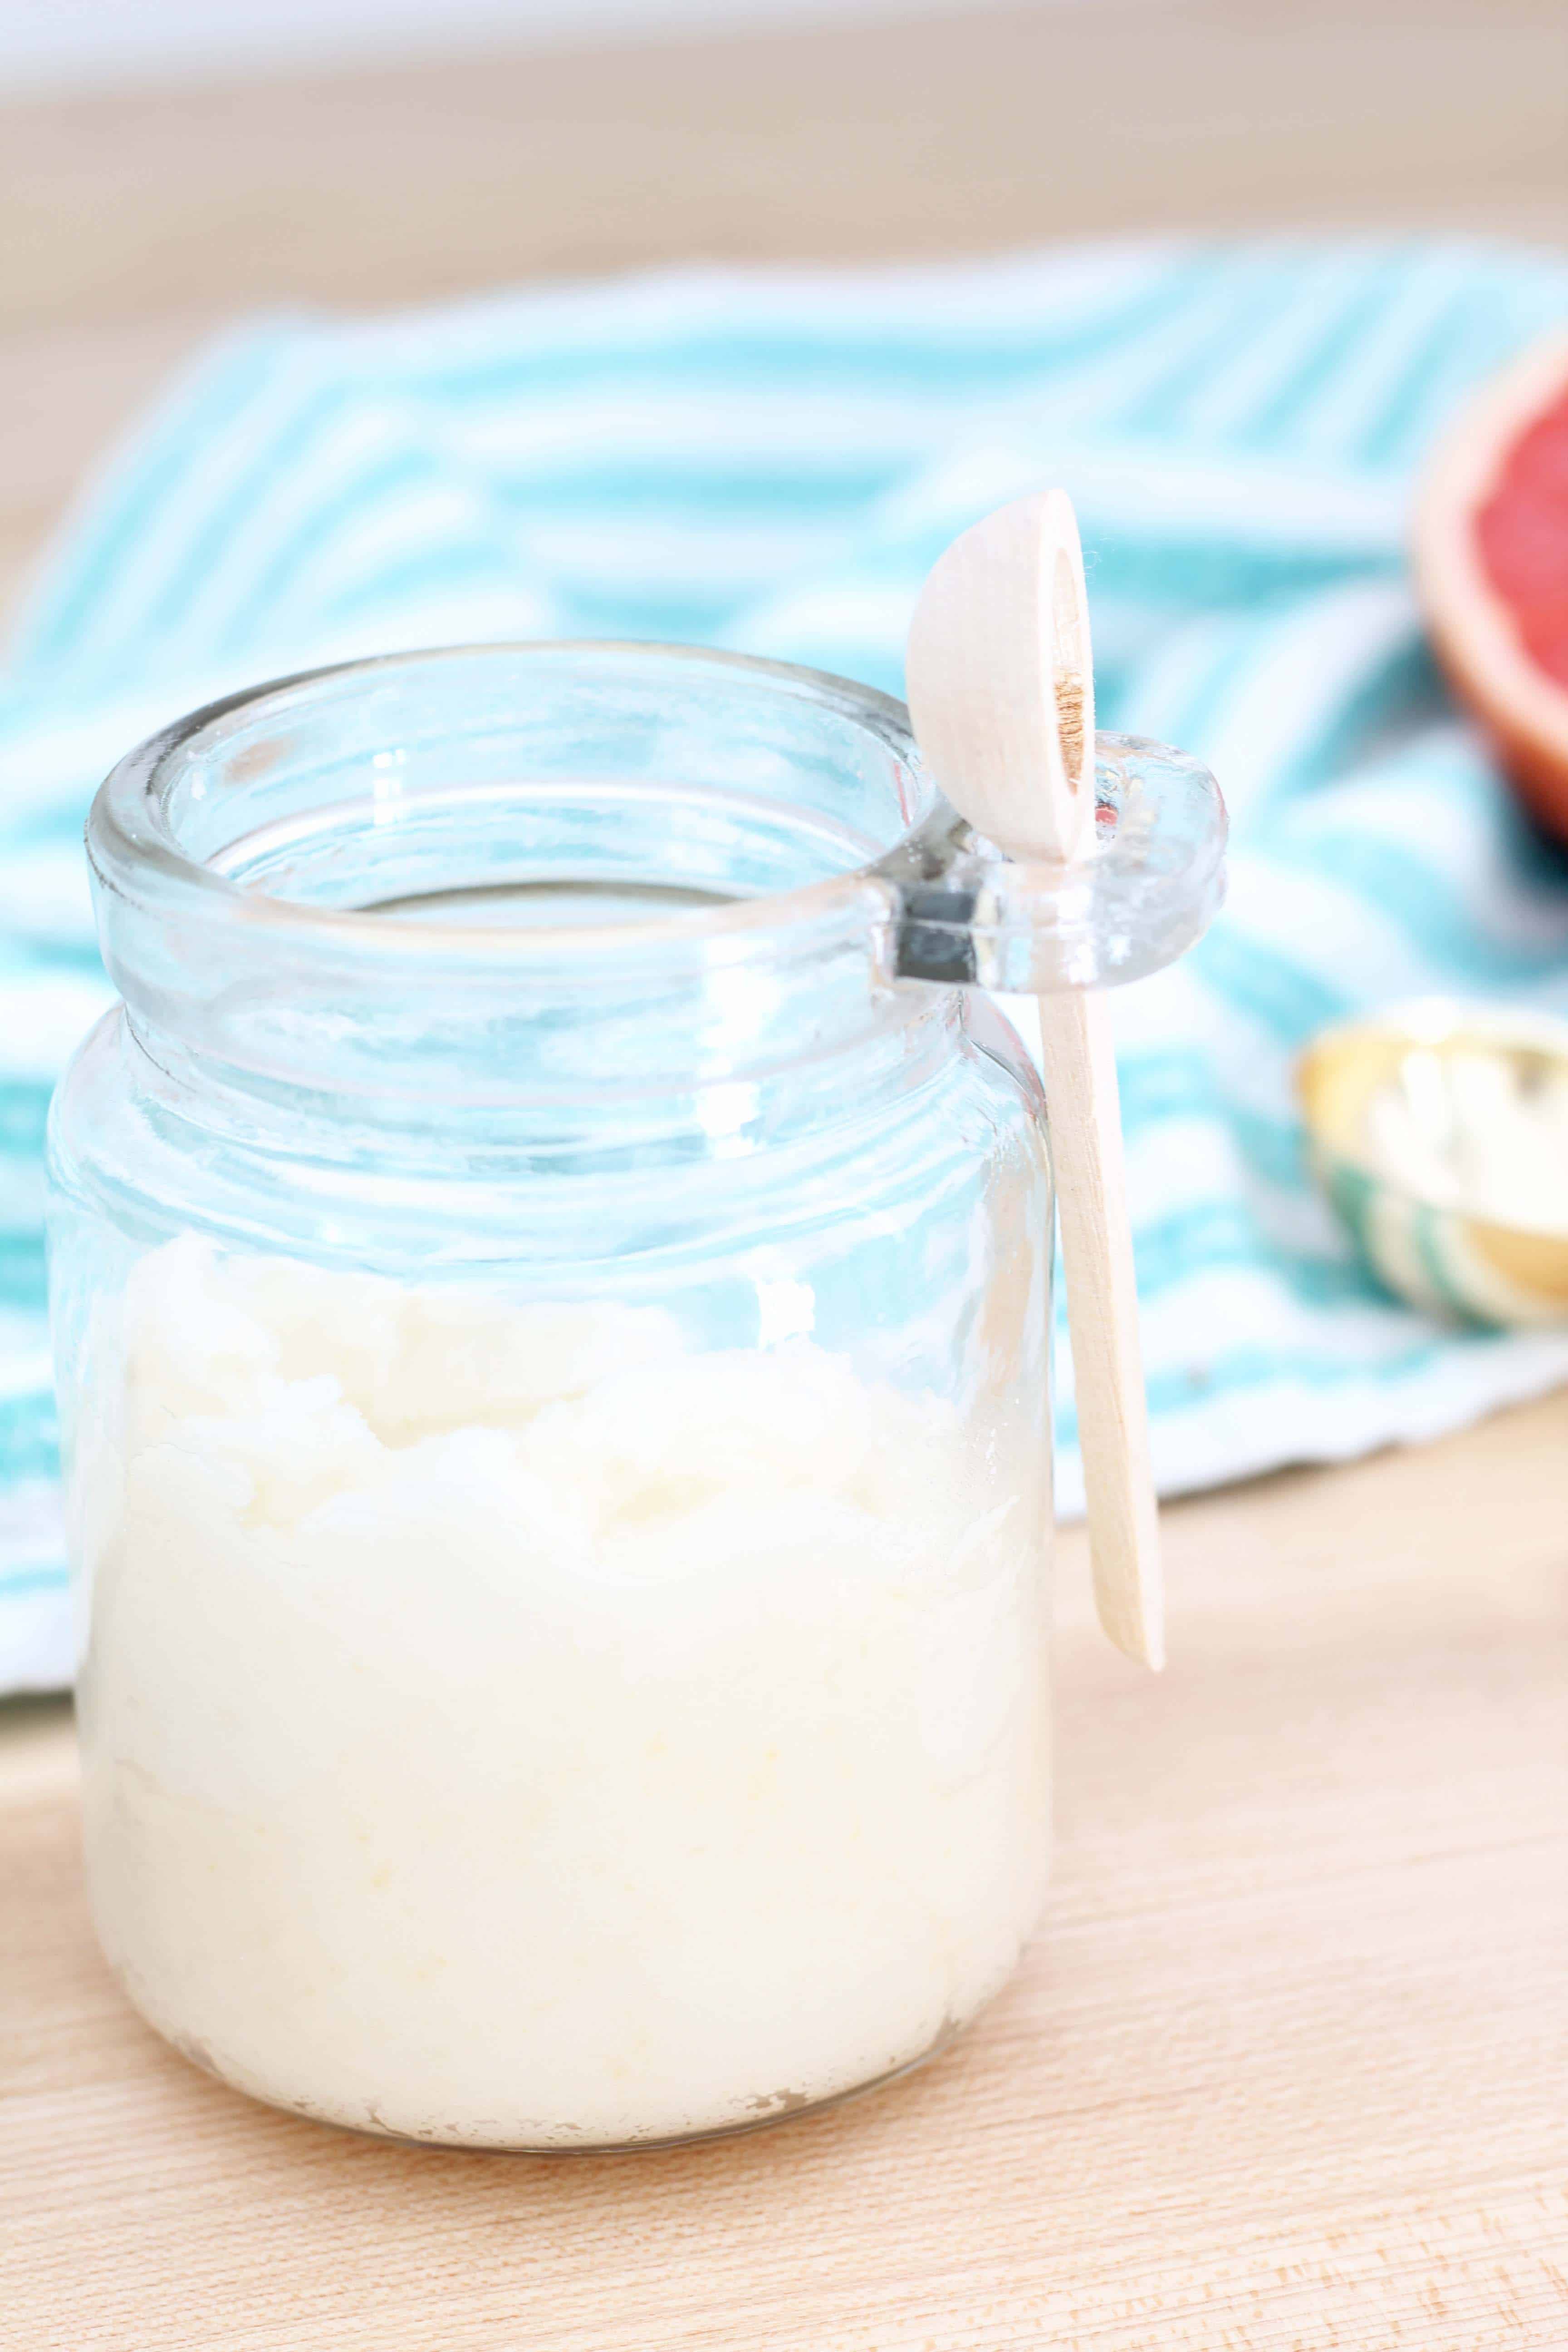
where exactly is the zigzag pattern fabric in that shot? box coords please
[6,240,1568,1687]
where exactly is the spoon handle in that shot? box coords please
[1027,492,1161,1665]
[1036,986,1163,1668]
[904,486,1164,1668]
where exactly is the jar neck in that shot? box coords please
[116,892,960,1166]
[84,646,1225,1160]
[83,645,956,1151]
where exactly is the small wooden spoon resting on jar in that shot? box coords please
[905,489,1163,1669]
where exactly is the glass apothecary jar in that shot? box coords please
[46,645,1223,2151]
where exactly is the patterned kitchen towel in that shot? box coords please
[6,238,1568,1690]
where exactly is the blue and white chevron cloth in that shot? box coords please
[6,240,1568,1689]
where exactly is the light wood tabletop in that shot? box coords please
[9,1396,1568,2348]
[3,6,1567,2346]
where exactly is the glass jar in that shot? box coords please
[46,644,1222,2152]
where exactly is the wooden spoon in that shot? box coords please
[905,488,1163,1669]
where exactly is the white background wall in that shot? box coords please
[0,0,1090,94]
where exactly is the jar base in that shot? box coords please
[147,1998,982,2157]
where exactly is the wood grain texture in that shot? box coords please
[3,0,1567,338]
[2,6,1567,2341]
[1037,985,1163,1668]
[905,490,1097,865]
[5,1391,1568,2348]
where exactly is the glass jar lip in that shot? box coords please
[88,640,921,965]
[87,638,1228,1004]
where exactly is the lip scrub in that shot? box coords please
[75,1237,1048,2146]
[47,644,1222,2148]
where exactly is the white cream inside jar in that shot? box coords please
[74,1236,1051,2149]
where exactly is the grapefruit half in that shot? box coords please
[1414,330,1568,843]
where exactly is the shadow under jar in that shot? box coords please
[46,644,1223,2151]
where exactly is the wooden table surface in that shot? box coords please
[4,6,1567,2345]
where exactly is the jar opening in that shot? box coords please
[86,644,950,1114]
[83,642,1226,1115]
[91,642,930,959]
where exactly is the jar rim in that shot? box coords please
[86,640,1228,1067]
[88,640,922,967]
